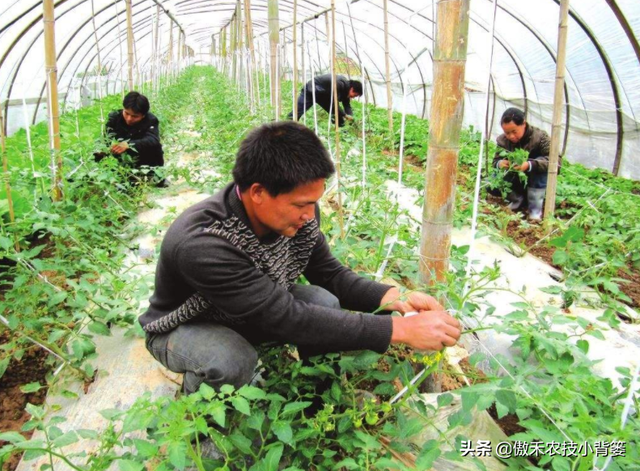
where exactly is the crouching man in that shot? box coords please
[139,121,461,394]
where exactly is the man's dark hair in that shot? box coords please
[349,80,363,96]
[122,91,150,115]
[501,107,526,126]
[233,122,335,196]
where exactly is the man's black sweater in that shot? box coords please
[139,183,394,354]
[105,110,164,167]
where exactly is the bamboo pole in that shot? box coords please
[231,14,237,81]
[237,1,244,86]
[544,0,570,221]
[0,106,18,251]
[244,0,256,107]
[268,0,279,116]
[419,0,471,285]
[125,0,134,91]
[43,0,63,201]
[221,27,227,74]
[383,0,393,133]
[331,0,344,238]
[292,0,298,120]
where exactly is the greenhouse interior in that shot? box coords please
[0,0,639,470]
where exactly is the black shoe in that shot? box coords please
[155,179,169,188]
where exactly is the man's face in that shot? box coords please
[348,88,361,99]
[122,108,145,126]
[253,179,325,238]
[501,121,526,144]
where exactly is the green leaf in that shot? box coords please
[495,389,517,412]
[0,235,13,251]
[353,351,380,368]
[207,401,226,428]
[0,432,26,443]
[271,420,293,445]
[219,384,235,395]
[199,383,216,400]
[261,444,284,471]
[334,458,360,470]
[238,385,266,400]
[48,291,68,307]
[88,321,111,336]
[576,339,589,354]
[168,441,187,470]
[229,432,253,454]
[281,401,312,416]
[354,431,381,451]
[20,382,43,394]
[118,460,145,471]
[52,431,78,448]
[0,357,9,380]
[495,402,509,419]
[552,249,568,265]
[461,391,479,412]
[247,411,265,431]
[99,408,123,420]
[231,396,251,416]
[416,439,441,470]
[132,439,158,458]
[437,393,454,408]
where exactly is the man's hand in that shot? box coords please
[380,288,444,314]
[380,288,443,314]
[345,115,354,122]
[110,141,129,155]
[391,311,461,351]
[513,161,530,172]
[499,159,510,169]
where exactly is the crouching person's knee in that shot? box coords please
[183,345,259,395]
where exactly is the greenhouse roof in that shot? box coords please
[1,0,639,179]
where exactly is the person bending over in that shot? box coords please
[288,74,362,127]
[140,121,461,394]
[99,91,166,186]
[491,107,558,221]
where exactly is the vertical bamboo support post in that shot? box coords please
[43,0,63,201]
[419,0,470,285]
[238,1,244,90]
[244,0,256,107]
[544,0,570,221]
[383,0,393,134]
[230,14,238,82]
[0,107,18,251]
[268,0,279,117]
[331,0,344,238]
[292,0,298,120]
[221,27,227,74]
[125,0,134,91]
